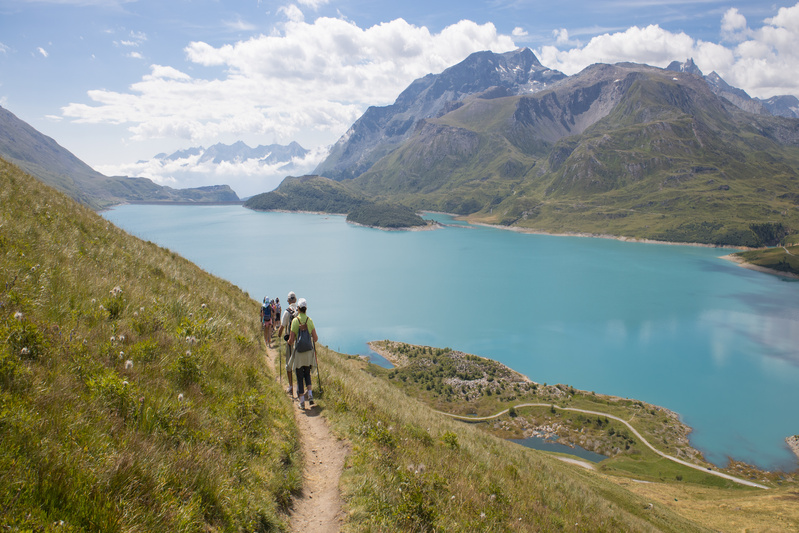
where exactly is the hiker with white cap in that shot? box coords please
[288,297,318,410]
[278,291,298,396]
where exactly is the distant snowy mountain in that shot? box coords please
[666,59,798,117]
[760,94,799,119]
[107,141,323,197]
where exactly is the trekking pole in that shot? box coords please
[313,341,323,396]
[278,337,283,385]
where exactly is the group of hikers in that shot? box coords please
[261,291,318,410]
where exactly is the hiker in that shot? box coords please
[274,298,281,331]
[260,297,274,348]
[278,291,299,396]
[269,299,278,342]
[288,297,318,410]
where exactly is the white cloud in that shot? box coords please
[127,51,142,59]
[0,42,9,55]
[95,144,329,196]
[512,27,528,37]
[225,18,258,32]
[297,0,329,9]
[37,47,49,58]
[63,17,515,149]
[278,4,305,23]
[721,8,750,41]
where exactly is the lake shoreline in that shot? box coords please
[367,340,799,477]
[720,253,799,280]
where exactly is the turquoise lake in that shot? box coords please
[103,204,799,472]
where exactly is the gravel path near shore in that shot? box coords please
[436,403,770,490]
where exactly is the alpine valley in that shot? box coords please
[250,48,799,248]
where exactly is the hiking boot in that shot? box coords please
[307,390,314,406]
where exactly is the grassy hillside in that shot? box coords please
[0,158,299,531]
[310,344,713,532]
[245,174,428,229]
[5,155,794,531]
[344,67,799,246]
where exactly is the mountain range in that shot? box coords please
[152,141,308,166]
[0,106,240,209]
[291,48,799,246]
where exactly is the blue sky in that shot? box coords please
[2,0,798,195]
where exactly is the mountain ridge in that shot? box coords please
[0,106,240,209]
[301,52,799,245]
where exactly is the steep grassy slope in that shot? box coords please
[0,158,299,531]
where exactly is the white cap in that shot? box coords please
[288,291,296,301]
[297,298,307,309]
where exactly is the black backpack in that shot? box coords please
[295,316,314,352]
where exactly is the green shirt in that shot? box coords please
[290,313,315,337]
[290,313,316,369]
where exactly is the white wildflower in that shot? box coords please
[125,360,133,370]
[480,512,486,519]
[20,347,29,356]
[119,351,124,359]
[110,286,123,297]
[122,380,128,386]
[178,393,184,403]
[186,350,191,356]
[110,336,116,343]
[140,306,145,312]
[201,303,207,309]
[119,335,125,342]
[133,311,139,317]
[91,299,96,304]
[13,311,23,320]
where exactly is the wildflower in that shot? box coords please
[110,336,116,343]
[178,393,184,403]
[125,360,133,370]
[119,351,124,359]
[201,303,207,309]
[480,512,486,519]
[122,380,129,386]
[119,335,125,342]
[133,311,139,317]
[20,347,29,356]
[91,298,96,304]
[13,311,23,320]
[489,494,496,501]
[186,350,191,356]
[140,306,145,312]
[110,286,123,297]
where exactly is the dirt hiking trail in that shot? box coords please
[266,344,349,532]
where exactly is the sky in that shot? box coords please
[2,0,799,196]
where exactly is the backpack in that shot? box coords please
[261,300,271,323]
[295,316,314,352]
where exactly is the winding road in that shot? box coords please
[435,403,769,490]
